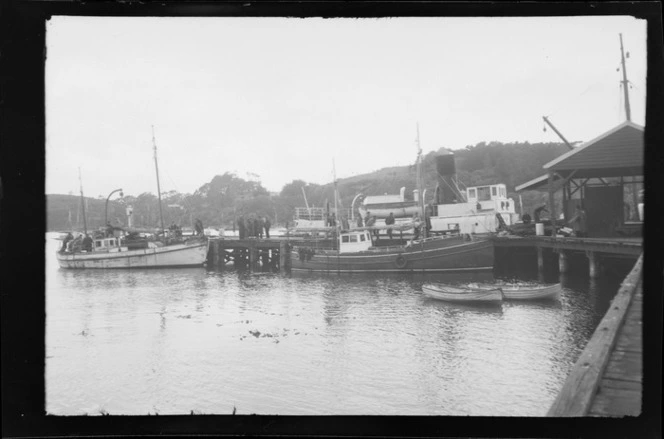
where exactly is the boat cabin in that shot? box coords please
[467,184,508,204]
[92,237,122,252]
[338,230,372,253]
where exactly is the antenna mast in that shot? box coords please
[619,33,631,122]
[152,126,166,239]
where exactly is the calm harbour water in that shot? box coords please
[45,234,628,416]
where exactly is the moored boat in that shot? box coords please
[56,235,208,269]
[56,127,209,269]
[470,282,561,300]
[290,126,494,274]
[422,283,503,303]
[290,229,494,273]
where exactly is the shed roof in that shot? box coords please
[515,121,644,191]
[544,121,644,175]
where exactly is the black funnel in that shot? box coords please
[435,149,458,204]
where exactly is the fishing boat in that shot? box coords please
[422,284,503,303]
[470,282,561,300]
[56,128,209,269]
[291,228,494,273]
[289,126,494,274]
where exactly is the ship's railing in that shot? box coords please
[294,207,353,221]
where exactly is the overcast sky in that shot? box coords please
[46,16,647,197]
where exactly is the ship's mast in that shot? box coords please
[152,126,166,239]
[619,33,631,122]
[416,123,427,239]
[333,158,340,233]
[78,167,88,235]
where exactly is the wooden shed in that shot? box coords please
[516,121,644,238]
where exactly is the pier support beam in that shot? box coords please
[249,247,259,270]
[210,240,219,267]
[558,250,568,274]
[218,240,225,270]
[279,241,289,273]
[587,250,601,279]
[537,247,544,272]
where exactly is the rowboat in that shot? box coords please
[469,282,561,300]
[422,284,503,303]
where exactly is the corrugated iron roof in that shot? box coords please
[543,121,644,172]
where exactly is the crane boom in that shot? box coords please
[542,116,574,150]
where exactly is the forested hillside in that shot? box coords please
[47,140,569,231]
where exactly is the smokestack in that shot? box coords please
[400,187,406,201]
[435,149,458,204]
[413,189,419,202]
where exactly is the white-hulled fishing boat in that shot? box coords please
[56,236,208,269]
[56,128,208,269]
[422,284,503,303]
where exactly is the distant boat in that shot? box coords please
[422,284,503,303]
[56,128,208,269]
[470,282,561,301]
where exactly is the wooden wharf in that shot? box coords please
[493,236,642,278]
[206,237,293,272]
[548,254,643,416]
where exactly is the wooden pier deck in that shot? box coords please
[548,254,643,417]
[493,235,642,257]
[493,236,641,278]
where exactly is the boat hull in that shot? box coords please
[422,284,503,303]
[290,236,493,273]
[56,240,209,269]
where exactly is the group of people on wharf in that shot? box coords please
[236,214,271,239]
[520,203,587,237]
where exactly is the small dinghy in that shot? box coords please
[469,282,561,300]
[422,284,503,303]
[499,283,560,300]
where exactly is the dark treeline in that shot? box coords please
[47,140,570,232]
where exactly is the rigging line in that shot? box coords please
[435,170,465,199]
[547,82,599,118]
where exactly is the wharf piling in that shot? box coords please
[207,238,291,272]
[493,236,641,278]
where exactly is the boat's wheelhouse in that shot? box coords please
[93,237,122,252]
[338,230,372,253]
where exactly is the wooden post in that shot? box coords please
[558,250,568,274]
[218,240,225,270]
[548,171,557,239]
[279,240,287,273]
[249,246,258,270]
[209,240,218,267]
[587,251,600,278]
[537,246,544,272]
